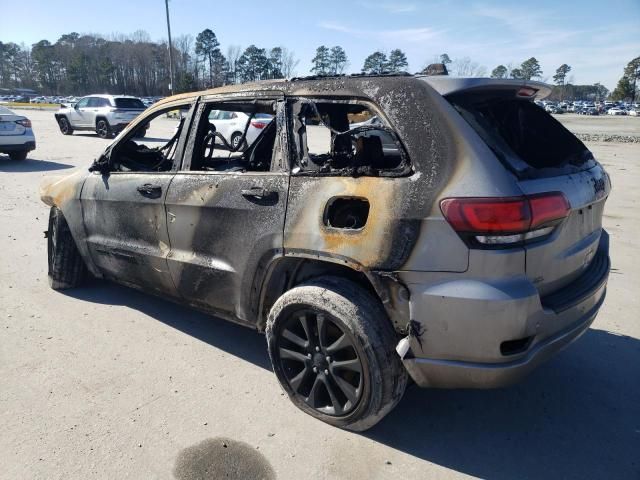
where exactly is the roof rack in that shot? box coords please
[289,72,414,82]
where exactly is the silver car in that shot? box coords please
[40,75,610,431]
[0,105,36,160]
[55,94,146,138]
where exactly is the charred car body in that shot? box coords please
[41,74,611,431]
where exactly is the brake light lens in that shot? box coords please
[250,121,268,129]
[440,193,569,246]
[16,119,32,128]
[516,87,538,98]
[528,193,570,229]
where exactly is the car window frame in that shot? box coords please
[285,96,411,177]
[180,91,288,175]
[76,97,90,109]
[102,98,199,175]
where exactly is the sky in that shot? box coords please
[1,0,638,90]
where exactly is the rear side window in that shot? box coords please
[449,94,594,175]
[290,99,410,176]
[114,98,145,109]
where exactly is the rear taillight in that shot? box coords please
[440,192,569,246]
[250,121,268,129]
[16,119,31,128]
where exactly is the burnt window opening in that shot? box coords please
[190,102,277,173]
[291,100,410,177]
[106,104,191,173]
[449,93,594,174]
[324,197,370,229]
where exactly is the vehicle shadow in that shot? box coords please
[62,281,272,370]
[367,328,640,479]
[0,156,74,171]
[61,282,639,478]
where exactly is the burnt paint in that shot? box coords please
[41,76,462,330]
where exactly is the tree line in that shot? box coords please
[0,29,300,96]
[0,30,637,101]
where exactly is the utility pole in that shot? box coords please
[165,0,175,96]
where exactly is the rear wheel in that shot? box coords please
[266,276,407,431]
[230,132,247,151]
[57,116,73,135]
[47,207,87,290]
[9,150,28,161]
[96,119,112,139]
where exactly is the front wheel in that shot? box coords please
[47,207,87,290]
[57,116,73,135]
[96,119,112,139]
[266,277,407,431]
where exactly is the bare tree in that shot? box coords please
[281,47,299,79]
[451,57,486,77]
[226,44,242,83]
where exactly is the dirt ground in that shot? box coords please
[1,110,638,480]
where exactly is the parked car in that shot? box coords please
[208,110,273,149]
[627,109,639,117]
[0,105,36,160]
[40,75,611,431]
[54,94,147,138]
[607,107,627,116]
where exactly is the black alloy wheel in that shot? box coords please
[273,308,364,416]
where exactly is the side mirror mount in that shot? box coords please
[89,151,111,175]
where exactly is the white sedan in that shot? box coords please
[607,107,627,116]
[208,111,273,150]
[0,106,36,160]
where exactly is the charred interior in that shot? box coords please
[292,100,410,176]
[450,92,594,172]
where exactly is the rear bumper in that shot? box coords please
[399,232,610,389]
[0,140,36,152]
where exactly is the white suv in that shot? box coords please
[55,95,146,139]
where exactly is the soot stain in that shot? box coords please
[173,437,275,480]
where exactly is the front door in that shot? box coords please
[68,97,90,127]
[164,96,288,323]
[80,99,196,295]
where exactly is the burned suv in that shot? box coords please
[55,94,146,139]
[40,75,610,431]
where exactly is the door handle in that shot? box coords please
[241,187,275,199]
[136,183,162,198]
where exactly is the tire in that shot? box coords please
[266,276,407,431]
[9,150,28,161]
[230,132,247,151]
[57,116,73,135]
[96,119,112,139]
[47,207,87,290]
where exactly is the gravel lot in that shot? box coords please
[1,110,639,480]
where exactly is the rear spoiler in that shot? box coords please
[418,76,552,100]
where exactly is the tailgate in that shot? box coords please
[518,164,610,296]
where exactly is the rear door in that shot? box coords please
[164,95,288,323]
[518,166,609,295]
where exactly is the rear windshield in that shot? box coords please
[448,93,594,176]
[114,98,145,109]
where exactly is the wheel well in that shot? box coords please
[257,257,380,331]
[95,116,108,126]
[54,114,66,122]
